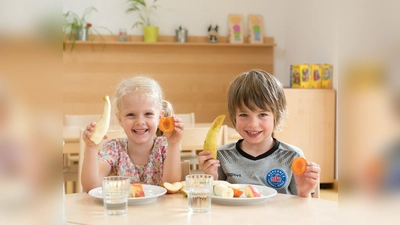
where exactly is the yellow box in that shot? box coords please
[321,64,333,89]
[310,64,322,88]
[290,64,311,88]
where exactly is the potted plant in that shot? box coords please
[126,0,160,42]
[63,7,112,51]
[175,26,188,43]
[208,24,219,43]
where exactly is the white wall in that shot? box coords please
[63,0,290,85]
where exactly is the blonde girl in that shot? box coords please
[81,76,183,191]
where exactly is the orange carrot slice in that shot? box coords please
[159,116,175,133]
[231,187,244,197]
[292,157,307,175]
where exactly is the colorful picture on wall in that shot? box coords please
[228,14,244,44]
[248,14,264,44]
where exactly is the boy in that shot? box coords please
[198,69,320,197]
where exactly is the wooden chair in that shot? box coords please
[78,129,126,193]
[181,160,191,181]
[64,114,101,163]
[180,125,227,172]
[312,181,320,199]
[175,112,195,125]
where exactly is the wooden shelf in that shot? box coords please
[64,35,276,47]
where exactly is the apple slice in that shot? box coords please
[244,185,261,198]
[162,182,183,194]
[130,183,145,198]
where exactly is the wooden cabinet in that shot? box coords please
[274,89,336,183]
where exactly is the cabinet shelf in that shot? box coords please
[64,35,276,48]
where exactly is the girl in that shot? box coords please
[81,76,183,192]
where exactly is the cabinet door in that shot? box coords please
[274,89,336,183]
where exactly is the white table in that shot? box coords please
[65,192,338,225]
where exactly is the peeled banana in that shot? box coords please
[89,95,111,144]
[203,115,226,159]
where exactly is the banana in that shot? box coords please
[213,183,234,198]
[89,95,111,144]
[203,115,226,159]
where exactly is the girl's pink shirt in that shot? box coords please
[98,136,167,185]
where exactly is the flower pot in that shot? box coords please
[76,27,89,41]
[143,26,159,42]
[175,29,188,43]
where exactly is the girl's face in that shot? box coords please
[235,104,275,148]
[117,93,163,145]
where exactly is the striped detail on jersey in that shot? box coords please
[273,149,299,166]
[218,149,240,164]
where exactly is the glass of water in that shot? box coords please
[186,174,213,213]
[102,176,130,215]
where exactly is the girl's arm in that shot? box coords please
[162,116,183,182]
[80,123,111,192]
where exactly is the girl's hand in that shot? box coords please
[163,116,184,145]
[83,122,108,149]
[198,151,220,180]
[294,162,320,197]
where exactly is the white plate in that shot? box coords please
[88,184,167,205]
[212,184,277,205]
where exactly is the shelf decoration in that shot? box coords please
[248,14,264,44]
[208,25,219,43]
[228,14,244,44]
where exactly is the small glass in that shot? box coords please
[119,28,127,42]
[102,176,130,215]
[186,174,213,213]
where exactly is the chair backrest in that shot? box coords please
[65,114,101,127]
[313,182,320,199]
[175,113,195,125]
[180,125,227,150]
[77,128,126,193]
[181,160,191,181]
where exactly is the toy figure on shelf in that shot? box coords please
[208,25,218,43]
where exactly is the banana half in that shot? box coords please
[203,115,226,159]
[89,95,111,144]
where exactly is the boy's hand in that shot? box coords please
[294,162,320,197]
[198,151,220,180]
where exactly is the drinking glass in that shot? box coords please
[186,174,213,213]
[102,176,130,215]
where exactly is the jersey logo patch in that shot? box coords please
[265,168,287,189]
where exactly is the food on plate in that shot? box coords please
[89,95,111,144]
[130,183,145,198]
[161,182,183,194]
[291,157,308,175]
[180,188,188,197]
[159,116,175,133]
[203,115,226,159]
[244,185,261,198]
[231,187,244,197]
[214,183,234,198]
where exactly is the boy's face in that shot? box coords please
[235,104,275,147]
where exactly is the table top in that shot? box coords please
[65,192,338,225]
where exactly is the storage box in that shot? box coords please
[290,64,311,88]
[321,64,333,89]
[310,64,322,88]
[228,14,244,44]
